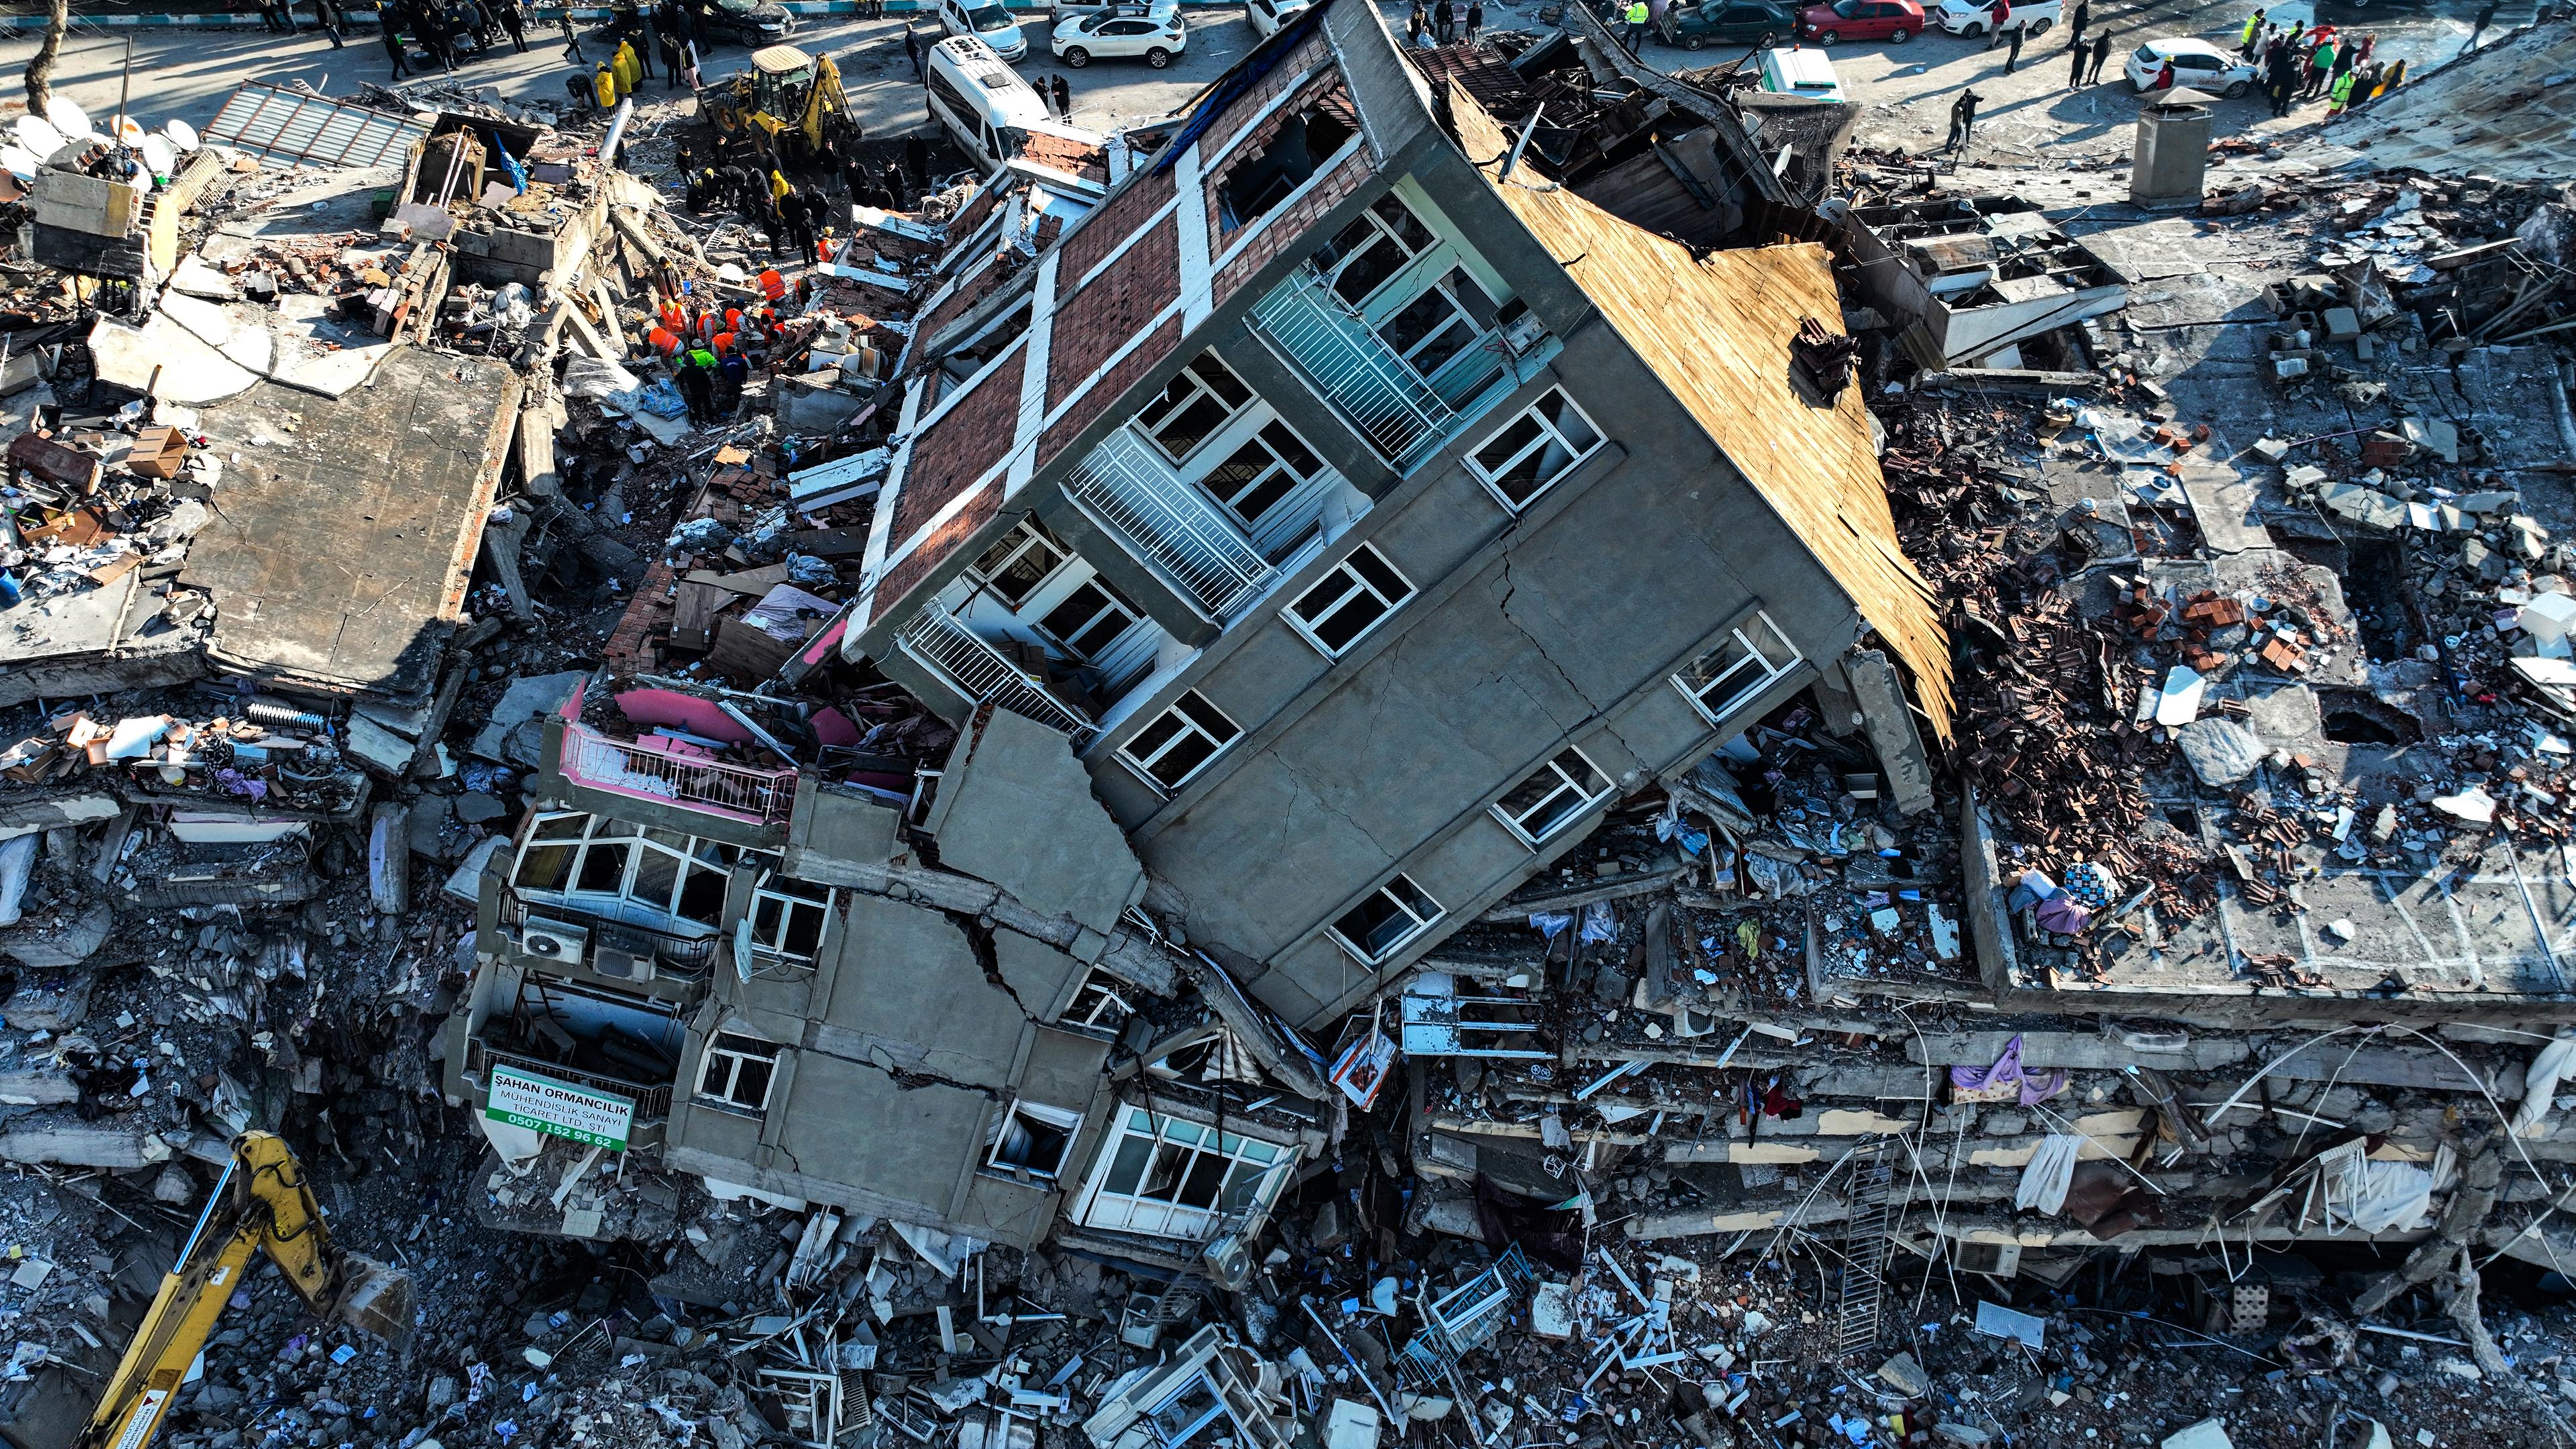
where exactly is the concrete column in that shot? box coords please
[1845,647,1936,816]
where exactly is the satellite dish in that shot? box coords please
[141,134,176,177]
[0,146,36,182]
[13,115,63,158]
[45,97,93,140]
[113,115,146,147]
[164,118,199,152]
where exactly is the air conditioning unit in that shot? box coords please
[591,945,655,982]
[1499,309,1549,356]
[520,917,588,963]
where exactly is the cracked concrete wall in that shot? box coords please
[1118,311,1878,1028]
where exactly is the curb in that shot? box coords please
[0,0,1233,25]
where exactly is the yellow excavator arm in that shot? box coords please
[801,54,851,150]
[74,1132,412,1449]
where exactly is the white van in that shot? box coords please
[925,35,1053,172]
[1757,46,1847,100]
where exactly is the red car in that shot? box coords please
[1797,0,1924,42]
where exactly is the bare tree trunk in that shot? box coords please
[24,0,69,124]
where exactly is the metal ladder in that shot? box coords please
[1835,1139,1903,1356]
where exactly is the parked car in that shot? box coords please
[938,0,1028,61]
[1661,0,1797,50]
[1758,44,1847,96]
[2122,36,2256,97]
[1929,0,2056,37]
[1052,2,1185,65]
[1245,0,1313,37]
[688,0,798,45]
[1795,0,1923,44]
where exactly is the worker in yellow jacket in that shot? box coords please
[594,60,619,110]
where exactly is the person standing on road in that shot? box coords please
[2465,0,2497,50]
[1945,89,1979,150]
[309,0,345,48]
[2304,33,2338,97]
[2065,0,2085,47]
[1051,72,1071,118]
[2324,62,2358,114]
[904,131,928,189]
[1465,0,1483,40]
[2237,6,2263,56]
[558,8,587,61]
[2086,29,2110,83]
[382,14,414,75]
[904,21,925,76]
[1623,0,1649,47]
[2068,34,2086,86]
[2326,34,2356,96]
[2264,40,2296,113]
[2003,19,2023,70]
[1407,4,1425,42]
[1984,0,2006,48]
[494,0,525,51]
[1436,0,1456,42]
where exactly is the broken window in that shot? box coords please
[747,872,836,966]
[1117,691,1242,794]
[512,812,734,933]
[1377,268,1494,383]
[1671,610,1803,727]
[696,1030,780,1114]
[1063,965,1138,1035]
[1036,575,1144,663]
[1330,873,1444,964]
[1470,387,1604,511]
[1285,543,1413,657]
[967,519,1073,610]
[1216,98,1359,233]
[1136,354,1254,462]
[985,1099,1083,1180]
[1073,1107,1292,1239]
[1493,747,1613,847]
[1318,194,1438,307]
[1199,420,1324,534]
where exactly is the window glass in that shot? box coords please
[1469,388,1604,510]
[1038,578,1140,661]
[1286,544,1413,657]
[1330,873,1442,962]
[516,842,576,892]
[1378,276,1480,378]
[575,842,630,895]
[631,844,682,913]
[971,521,1070,608]
[1118,691,1242,793]
[1672,610,1804,724]
[1137,356,1253,461]
[1325,195,1436,306]
[1493,747,1612,845]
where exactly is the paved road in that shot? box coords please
[0,0,2511,181]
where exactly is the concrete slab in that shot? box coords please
[924,707,1144,934]
[2181,473,2274,555]
[470,670,590,765]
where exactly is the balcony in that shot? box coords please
[557,720,798,826]
[1062,430,1277,621]
[896,608,1099,745]
[1250,271,1464,468]
[500,892,717,985]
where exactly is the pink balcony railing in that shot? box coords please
[558,721,797,825]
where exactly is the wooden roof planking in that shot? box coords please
[1446,81,1954,743]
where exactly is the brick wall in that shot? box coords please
[876,484,1002,620]
[1060,167,1177,285]
[604,559,678,674]
[1046,213,1182,415]
[915,254,1020,356]
[1214,144,1374,307]
[1196,32,1336,160]
[1039,315,1181,471]
[892,348,1026,545]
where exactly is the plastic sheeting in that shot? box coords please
[2513,1032,2576,1138]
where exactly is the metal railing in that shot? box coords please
[559,721,798,825]
[1062,430,1276,621]
[1250,270,1460,467]
[500,893,718,980]
[466,1041,675,1121]
[895,609,1099,745]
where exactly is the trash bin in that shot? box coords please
[2131,87,2213,203]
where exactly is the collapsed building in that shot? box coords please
[2,8,2576,1449]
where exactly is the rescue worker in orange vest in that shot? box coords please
[758,268,786,303]
[647,325,680,357]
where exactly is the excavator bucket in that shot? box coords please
[335,1256,415,1346]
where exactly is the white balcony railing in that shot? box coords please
[1250,271,1460,467]
[559,722,797,825]
[896,608,1099,745]
[1062,429,1277,621]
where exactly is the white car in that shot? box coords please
[1931,0,2057,36]
[938,0,1028,61]
[2123,36,2257,98]
[1245,0,1313,36]
[1052,3,1186,65]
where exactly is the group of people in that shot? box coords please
[646,277,801,427]
[378,0,525,76]
[1407,0,1487,46]
[2234,8,2402,117]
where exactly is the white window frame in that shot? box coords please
[1136,353,1256,465]
[966,518,1073,611]
[1283,543,1413,659]
[1671,609,1804,728]
[696,1030,781,1115]
[511,811,735,934]
[744,872,837,969]
[1062,965,1140,1035]
[1033,573,1146,664]
[1116,690,1243,795]
[1328,872,1445,965]
[1491,747,1614,848]
[1071,1106,1295,1240]
[1467,386,1605,513]
[986,1099,1084,1181]
[1320,193,1439,309]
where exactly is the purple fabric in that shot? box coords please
[2035,894,2092,936]
[1949,1032,2070,1106]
